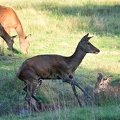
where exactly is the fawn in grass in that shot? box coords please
[93,73,120,105]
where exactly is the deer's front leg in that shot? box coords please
[71,80,91,99]
[63,74,91,99]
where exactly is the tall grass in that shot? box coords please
[0,0,120,119]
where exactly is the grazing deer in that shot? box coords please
[17,33,100,112]
[0,24,17,56]
[0,5,31,55]
[94,73,120,96]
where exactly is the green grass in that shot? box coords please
[1,105,120,120]
[0,0,120,119]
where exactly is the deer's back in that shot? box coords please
[17,55,72,80]
[0,5,20,28]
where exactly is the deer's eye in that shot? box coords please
[99,83,103,86]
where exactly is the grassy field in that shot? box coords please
[0,0,120,119]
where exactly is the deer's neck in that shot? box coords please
[68,43,86,71]
[16,22,26,43]
[1,31,10,42]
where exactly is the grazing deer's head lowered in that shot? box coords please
[0,24,16,56]
[17,33,100,112]
[0,5,31,55]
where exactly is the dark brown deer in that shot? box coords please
[0,5,31,55]
[17,33,100,112]
[0,24,16,56]
[94,73,120,95]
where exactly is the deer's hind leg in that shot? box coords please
[24,79,42,112]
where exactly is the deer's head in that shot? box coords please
[94,73,112,93]
[80,33,100,54]
[20,34,31,54]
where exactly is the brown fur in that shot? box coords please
[0,5,31,55]
[94,73,120,94]
[0,23,16,56]
[93,73,120,105]
[17,33,100,112]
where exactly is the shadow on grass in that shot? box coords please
[6,48,22,55]
[0,51,119,116]
[14,2,120,36]
[14,2,120,17]
[0,47,22,56]
[34,3,120,36]
[12,48,22,54]
[110,78,120,86]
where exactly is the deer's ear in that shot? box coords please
[97,73,103,81]
[81,33,89,42]
[85,33,89,37]
[107,76,112,82]
[80,33,93,42]
[11,35,17,39]
[25,34,31,41]
[87,36,93,41]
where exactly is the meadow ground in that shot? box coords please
[0,0,120,119]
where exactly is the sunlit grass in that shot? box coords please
[0,0,120,119]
